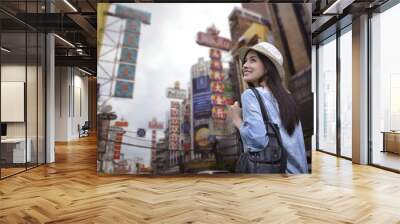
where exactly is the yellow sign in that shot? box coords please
[241,23,269,43]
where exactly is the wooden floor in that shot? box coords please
[372,150,400,171]
[1,167,26,178]
[1,136,400,223]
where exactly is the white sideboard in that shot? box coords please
[1,138,32,163]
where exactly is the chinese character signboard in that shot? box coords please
[125,19,141,33]
[114,80,134,98]
[196,25,232,51]
[195,26,234,136]
[111,6,151,99]
[120,48,138,64]
[117,64,136,81]
[196,33,231,51]
[169,101,180,150]
[148,118,164,130]
[122,33,140,48]
[209,49,227,122]
[114,5,151,25]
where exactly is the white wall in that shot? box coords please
[1,65,40,138]
[55,67,89,141]
[1,65,26,137]
[55,66,69,141]
[1,63,46,164]
[71,72,89,138]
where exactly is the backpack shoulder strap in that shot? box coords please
[249,87,270,125]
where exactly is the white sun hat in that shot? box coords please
[239,42,285,79]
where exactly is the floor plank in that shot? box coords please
[1,135,400,223]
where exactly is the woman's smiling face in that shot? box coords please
[242,51,266,85]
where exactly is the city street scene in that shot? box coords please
[97,3,312,175]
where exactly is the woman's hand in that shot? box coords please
[228,101,243,129]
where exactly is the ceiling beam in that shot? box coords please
[55,55,96,69]
[67,13,96,39]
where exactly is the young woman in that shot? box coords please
[228,42,308,174]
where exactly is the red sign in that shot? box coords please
[210,60,222,71]
[210,70,224,81]
[170,126,179,133]
[169,101,180,150]
[211,82,224,93]
[169,134,178,141]
[148,118,164,130]
[211,94,226,106]
[210,49,221,59]
[151,129,157,161]
[113,132,124,160]
[170,118,179,125]
[212,106,227,120]
[171,108,179,116]
[169,142,178,150]
[171,101,180,107]
[196,32,231,51]
[115,121,129,127]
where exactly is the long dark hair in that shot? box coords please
[246,51,300,136]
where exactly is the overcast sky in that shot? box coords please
[99,3,240,166]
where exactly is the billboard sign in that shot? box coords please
[192,76,210,94]
[98,112,117,120]
[194,125,210,150]
[211,94,226,106]
[169,101,180,150]
[120,48,138,64]
[114,5,151,25]
[182,121,190,134]
[125,19,141,33]
[114,80,134,98]
[196,32,231,51]
[210,70,224,81]
[192,91,211,118]
[209,48,221,59]
[211,106,227,120]
[148,118,164,129]
[210,81,224,93]
[122,33,140,48]
[166,88,187,100]
[117,64,136,81]
[210,60,222,71]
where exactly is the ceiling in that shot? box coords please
[310,0,391,43]
[0,0,97,74]
[0,0,396,73]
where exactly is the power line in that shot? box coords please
[123,134,153,142]
[99,137,239,152]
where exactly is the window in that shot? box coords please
[339,27,352,158]
[0,1,47,179]
[317,35,337,154]
[370,2,400,171]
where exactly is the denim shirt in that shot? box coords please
[238,87,309,174]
